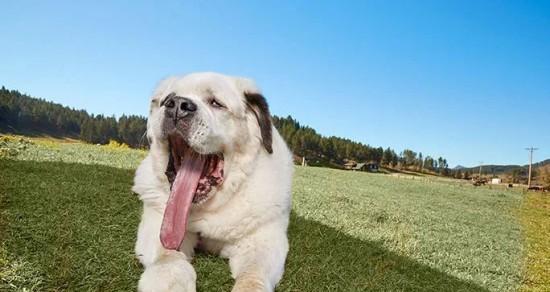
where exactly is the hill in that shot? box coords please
[462,159,550,174]
[459,159,550,185]
[0,86,146,147]
[1,86,450,173]
[534,158,550,168]
[461,164,522,175]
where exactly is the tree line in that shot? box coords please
[272,116,451,174]
[1,86,451,175]
[0,87,147,147]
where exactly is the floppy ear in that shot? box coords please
[233,77,273,154]
[244,92,273,154]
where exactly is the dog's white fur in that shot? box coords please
[132,72,293,291]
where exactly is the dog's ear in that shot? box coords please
[244,92,273,154]
[234,77,273,154]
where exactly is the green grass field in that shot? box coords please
[1,136,548,291]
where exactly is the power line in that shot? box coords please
[525,147,538,188]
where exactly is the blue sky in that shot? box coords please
[1,1,549,167]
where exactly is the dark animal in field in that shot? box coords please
[472,178,487,187]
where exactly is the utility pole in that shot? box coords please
[525,147,538,188]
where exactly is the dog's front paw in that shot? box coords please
[232,273,269,292]
[138,254,196,292]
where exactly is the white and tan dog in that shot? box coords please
[132,72,293,291]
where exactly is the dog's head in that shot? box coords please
[147,72,272,156]
[146,72,274,250]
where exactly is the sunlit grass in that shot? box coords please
[0,135,145,169]
[0,135,540,291]
[293,166,524,291]
[519,192,550,291]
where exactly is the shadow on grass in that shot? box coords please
[281,213,487,292]
[0,160,487,291]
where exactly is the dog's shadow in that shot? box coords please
[195,212,488,292]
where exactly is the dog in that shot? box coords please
[132,72,293,291]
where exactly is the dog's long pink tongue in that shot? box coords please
[160,154,206,250]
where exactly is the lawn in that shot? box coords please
[519,192,550,291]
[0,135,547,291]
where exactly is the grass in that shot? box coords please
[293,167,524,290]
[0,135,145,170]
[0,160,488,291]
[0,160,140,291]
[0,135,547,291]
[519,192,550,291]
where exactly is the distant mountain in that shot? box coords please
[533,159,550,168]
[461,159,550,176]
[453,165,466,170]
[470,164,522,175]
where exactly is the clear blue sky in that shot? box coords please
[1,1,549,167]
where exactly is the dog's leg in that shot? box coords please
[227,223,289,292]
[136,205,198,292]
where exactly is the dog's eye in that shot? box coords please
[209,98,225,109]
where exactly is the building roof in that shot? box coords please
[353,163,366,170]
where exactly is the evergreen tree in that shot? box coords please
[382,147,394,166]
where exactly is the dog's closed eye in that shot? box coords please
[209,98,225,109]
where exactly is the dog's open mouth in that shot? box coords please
[160,133,224,250]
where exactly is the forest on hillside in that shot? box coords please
[272,116,451,174]
[0,86,452,174]
[0,87,146,147]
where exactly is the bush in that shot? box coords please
[0,135,33,158]
[106,139,130,149]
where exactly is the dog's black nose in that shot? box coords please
[180,99,197,112]
[164,95,197,119]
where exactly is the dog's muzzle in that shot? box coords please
[163,94,197,121]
